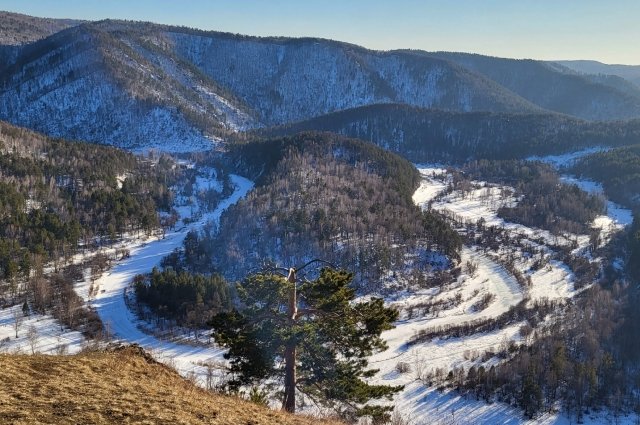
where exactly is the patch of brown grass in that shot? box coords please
[0,346,343,425]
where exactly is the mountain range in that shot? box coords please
[1,12,640,153]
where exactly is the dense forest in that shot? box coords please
[462,160,606,235]
[133,266,232,331]
[573,145,640,208]
[627,214,640,280]
[250,104,640,161]
[0,121,178,335]
[196,133,461,291]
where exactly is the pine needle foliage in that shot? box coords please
[210,267,402,422]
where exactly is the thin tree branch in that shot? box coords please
[295,258,336,273]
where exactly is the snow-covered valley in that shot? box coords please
[2,9,640,425]
[89,174,253,379]
[366,163,636,424]
[0,171,253,378]
[0,152,636,424]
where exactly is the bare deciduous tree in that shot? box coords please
[12,305,23,338]
[27,325,38,354]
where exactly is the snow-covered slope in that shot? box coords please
[167,31,541,125]
[0,24,255,151]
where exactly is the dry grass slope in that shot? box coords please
[0,346,343,425]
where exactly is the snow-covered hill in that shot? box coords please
[0,24,255,151]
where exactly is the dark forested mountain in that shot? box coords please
[423,52,640,121]
[556,60,640,89]
[2,15,640,152]
[253,104,640,161]
[0,11,82,46]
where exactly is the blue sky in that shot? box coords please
[2,0,638,64]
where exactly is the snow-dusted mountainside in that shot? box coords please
[167,31,541,125]
[0,19,544,150]
[0,23,255,151]
[1,15,640,150]
[427,52,640,120]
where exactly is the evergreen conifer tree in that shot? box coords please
[210,266,401,422]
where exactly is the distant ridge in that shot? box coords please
[555,59,640,89]
[424,52,640,120]
[0,11,83,45]
[0,13,640,151]
[253,104,640,161]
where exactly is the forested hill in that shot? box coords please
[250,104,640,161]
[0,120,175,282]
[207,132,461,289]
[231,131,421,196]
[0,11,82,45]
[572,144,640,208]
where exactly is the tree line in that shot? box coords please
[463,159,606,235]
[134,267,232,330]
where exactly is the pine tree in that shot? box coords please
[209,266,401,422]
[520,368,543,419]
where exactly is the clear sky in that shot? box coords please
[2,0,638,65]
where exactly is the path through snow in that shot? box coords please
[91,175,253,381]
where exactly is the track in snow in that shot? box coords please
[91,175,253,380]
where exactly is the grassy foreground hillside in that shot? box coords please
[0,346,342,425]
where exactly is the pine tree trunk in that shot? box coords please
[283,268,297,413]
[283,343,296,412]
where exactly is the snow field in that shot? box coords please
[0,305,84,355]
[527,146,610,169]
